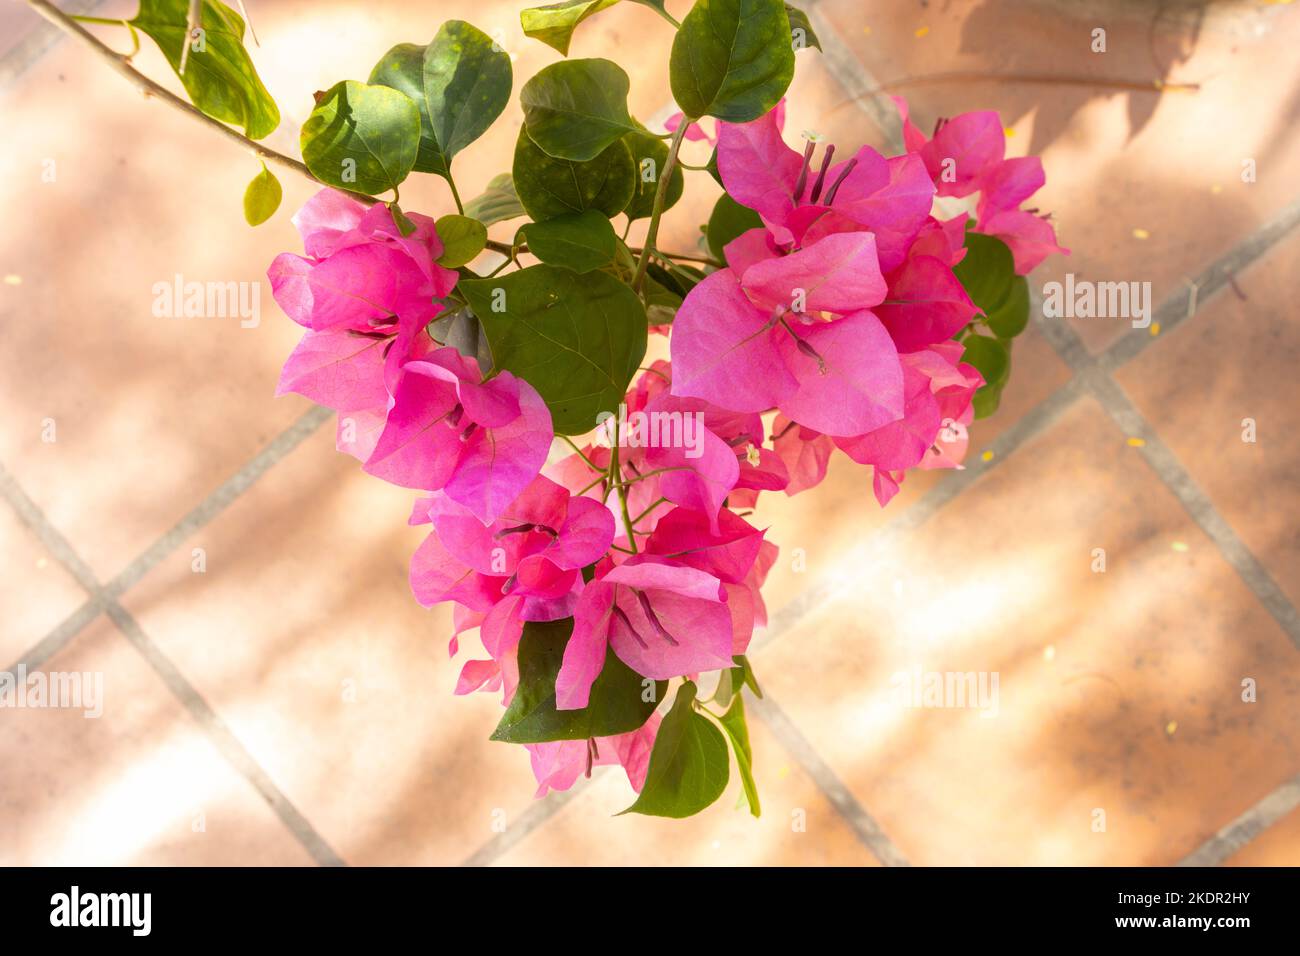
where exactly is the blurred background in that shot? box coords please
[1,0,1298,865]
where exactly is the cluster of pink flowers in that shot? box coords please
[269,99,1063,799]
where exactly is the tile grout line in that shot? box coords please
[1178,774,1300,866]
[805,0,904,152]
[8,403,332,671]
[1089,373,1300,647]
[104,403,333,599]
[102,601,347,866]
[459,784,586,867]
[748,695,911,866]
[1,409,342,866]
[0,0,103,89]
[1033,299,1300,652]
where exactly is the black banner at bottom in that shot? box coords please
[0,865,1291,941]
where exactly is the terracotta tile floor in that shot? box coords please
[1,0,1297,865]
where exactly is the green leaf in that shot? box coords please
[242,164,281,226]
[647,262,704,298]
[734,653,763,699]
[513,127,636,222]
[710,655,762,706]
[463,173,526,225]
[785,3,821,52]
[972,378,1005,419]
[521,0,621,56]
[670,0,795,122]
[422,21,513,173]
[520,210,617,273]
[953,231,1016,319]
[459,264,648,434]
[719,694,761,817]
[368,43,443,175]
[984,274,1029,338]
[706,193,763,264]
[962,334,1010,390]
[621,682,729,818]
[301,80,420,196]
[131,0,279,139]
[622,126,685,221]
[521,59,639,162]
[435,214,488,267]
[490,618,664,743]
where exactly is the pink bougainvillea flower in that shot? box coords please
[408,474,614,611]
[890,97,1067,274]
[643,506,772,654]
[527,713,660,797]
[268,189,456,334]
[363,346,552,523]
[715,104,935,264]
[772,413,835,496]
[875,252,979,353]
[671,266,904,438]
[555,556,734,710]
[978,207,1069,275]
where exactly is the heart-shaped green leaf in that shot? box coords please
[520,210,617,273]
[463,173,526,225]
[490,618,665,743]
[301,80,421,196]
[242,164,281,226]
[953,231,1016,319]
[368,43,443,174]
[435,214,489,267]
[520,0,621,56]
[131,0,279,139]
[422,21,513,173]
[621,681,729,818]
[983,274,1029,338]
[521,59,638,161]
[513,127,636,222]
[670,0,795,122]
[459,264,648,434]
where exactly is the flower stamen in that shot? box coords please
[808,144,837,203]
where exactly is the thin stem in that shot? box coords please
[69,14,126,26]
[608,419,637,554]
[632,496,668,526]
[623,465,693,487]
[26,0,380,206]
[561,436,602,473]
[485,236,721,269]
[446,166,465,215]
[652,248,722,268]
[631,121,689,292]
